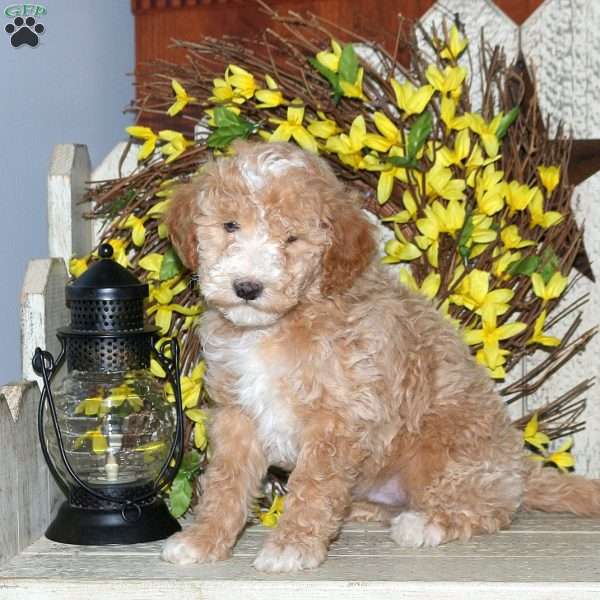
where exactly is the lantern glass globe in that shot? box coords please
[45,369,176,487]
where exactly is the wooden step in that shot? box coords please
[1,512,599,599]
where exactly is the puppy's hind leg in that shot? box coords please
[391,463,524,548]
[162,406,267,565]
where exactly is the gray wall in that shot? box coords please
[0,1,133,383]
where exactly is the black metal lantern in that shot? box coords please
[32,243,184,545]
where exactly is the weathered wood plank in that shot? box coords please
[47,144,92,264]
[13,384,62,556]
[0,388,20,565]
[1,580,598,600]
[1,552,599,600]
[20,259,69,385]
[0,383,62,566]
[2,513,600,600]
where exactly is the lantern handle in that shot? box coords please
[151,338,185,492]
[33,342,70,497]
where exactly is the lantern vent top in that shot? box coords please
[66,243,148,302]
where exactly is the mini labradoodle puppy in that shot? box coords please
[162,140,600,572]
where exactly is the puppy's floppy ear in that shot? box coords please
[321,194,377,295]
[164,183,201,270]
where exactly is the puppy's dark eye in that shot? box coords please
[285,235,298,244]
[223,221,240,233]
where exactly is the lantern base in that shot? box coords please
[45,497,181,545]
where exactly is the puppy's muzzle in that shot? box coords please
[233,279,263,301]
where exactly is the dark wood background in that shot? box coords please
[130,0,544,130]
[131,0,544,67]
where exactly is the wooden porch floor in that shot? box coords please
[1,512,599,599]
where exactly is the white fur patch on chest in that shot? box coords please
[204,326,300,469]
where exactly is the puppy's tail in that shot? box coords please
[522,464,600,516]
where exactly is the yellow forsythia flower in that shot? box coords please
[158,130,193,163]
[307,112,341,139]
[390,79,434,117]
[474,165,505,215]
[382,227,421,264]
[440,96,468,131]
[325,115,367,168]
[165,361,206,409]
[269,102,317,153]
[523,413,550,451]
[464,305,527,354]
[316,39,342,72]
[440,24,468,60]
[545,439,575,471]
[105,239,130,268]
[465,112,503,157]
[225,64,257,100]
[69,255,89,278]
[167,79,197,117]
[121,214,147,247]
[500,225,535,250]
[258,494,285,528]
[449,269,513,316]
[126,126,158,161]
[255,74,287,108]
[537,165,561,194]
[186,407,209,449]
[364,112,403,152]
[399,269,440,300]
[209,77,242,104]
[425,64,467,98]
[504,181,538,213]
[340,67,366,100]
[531,272,568,304]
[528,189,563,229]
[527,310,560,347]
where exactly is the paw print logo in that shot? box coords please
[5,16,44,48]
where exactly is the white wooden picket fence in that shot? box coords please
[1,0,600,596]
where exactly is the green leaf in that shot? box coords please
[180,449,202,477]
[458,246,470,263]
[207,107,257,149]
[508,255,540,276]
[539,247,561,284]
[213,106,244,128]
[496,106,520,140]
[308,57,343,104]
[457,214,474,262]
[338,43,359,85]
[159,247,184,281]
[168,471,193,519]
[385,155,419,169]
[207,123,254,149]
[406,112,432,159]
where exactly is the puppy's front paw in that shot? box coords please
[162,528,230,565]
[390,511,444,548]
[253,541,326,573]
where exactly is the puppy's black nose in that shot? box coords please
[233,279,263,301]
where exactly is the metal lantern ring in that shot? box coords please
[32,243,185,545]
